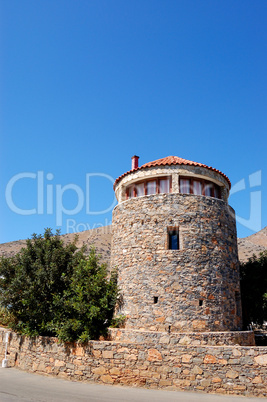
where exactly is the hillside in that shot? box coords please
[0,226,112,267]
[237,226,267,262]
[0,225,266,264]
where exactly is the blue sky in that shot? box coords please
[0,0,266,243]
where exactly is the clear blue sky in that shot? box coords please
[0,0,266,243]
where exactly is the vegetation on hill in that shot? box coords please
[240,250,267,328]
[0,228,118,342]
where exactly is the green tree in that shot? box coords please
[51,248,118,342]
[0,228,118,341]
[240,250,267,328]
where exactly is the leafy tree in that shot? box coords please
[240,251,267,328]
[50,248,118,342]
[0,229,118,342]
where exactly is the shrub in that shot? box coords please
[0,228,118,342]
[240,250,267,328]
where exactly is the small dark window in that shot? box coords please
[168,228,179,250]
[199,300,203,307]
[154,296,158,304]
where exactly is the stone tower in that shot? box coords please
[111,155,242,333]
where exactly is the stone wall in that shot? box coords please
[0,329,266,397]
[111,193,241,332]
[109,328,255,346]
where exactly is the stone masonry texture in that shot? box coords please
[111,193,241,332]
[109,328,255,347]
[0,329,266,397]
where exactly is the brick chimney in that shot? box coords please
[131,155,139,170]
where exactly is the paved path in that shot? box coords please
[0,367,263,402]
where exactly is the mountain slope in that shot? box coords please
[237,226,267,262]
[0,225,266,264]
[0,226,112,267]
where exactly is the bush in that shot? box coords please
[0,228,118,342]
[240,250,267,328]
[110,314,126,328]
[0,306,15,328]
[51,250,118,342]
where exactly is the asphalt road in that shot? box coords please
[0,367,264,402]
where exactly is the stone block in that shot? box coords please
[212,377,222,383]
[55,360,65,367]
[226,370,239,379]
[181,354,192,363]
[74,370,83,376]
[126,353,137,361]
[204,354,217,364]
[159,336,170,344]
[58,372,69,379]
[255,354,267,365]
[233,385,246,391]
[109,367,121,375]
[179,336,191,345]
[192,321,207,331]
[92,366,107,375]
[218,359,227,365]
[200,379,211,387]
[66,363,74,369]
[72,347,84,356]
[92,350,101,358]
[232,348,242,357]
[117,347,129,353]
[102,350,113,359]
[159,380,172,386]
[173,379,191,387]
[252,376,262,384]
[100,374,114,384]
[147,349,162,362]
[192,365,203,375]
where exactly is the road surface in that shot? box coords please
[0,367,264,402]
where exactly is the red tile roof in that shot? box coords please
[114,156,231,188]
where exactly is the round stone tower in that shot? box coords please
[111,155,242,333]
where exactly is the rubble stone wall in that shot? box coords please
[0,329,266,397]
[111,193,241,332]
[109,328,255,346]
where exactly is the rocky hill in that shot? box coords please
[237,226,267,263]
[0,226,112,268]
[0,225,266,265]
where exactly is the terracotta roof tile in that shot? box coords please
[114,156,231,188]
